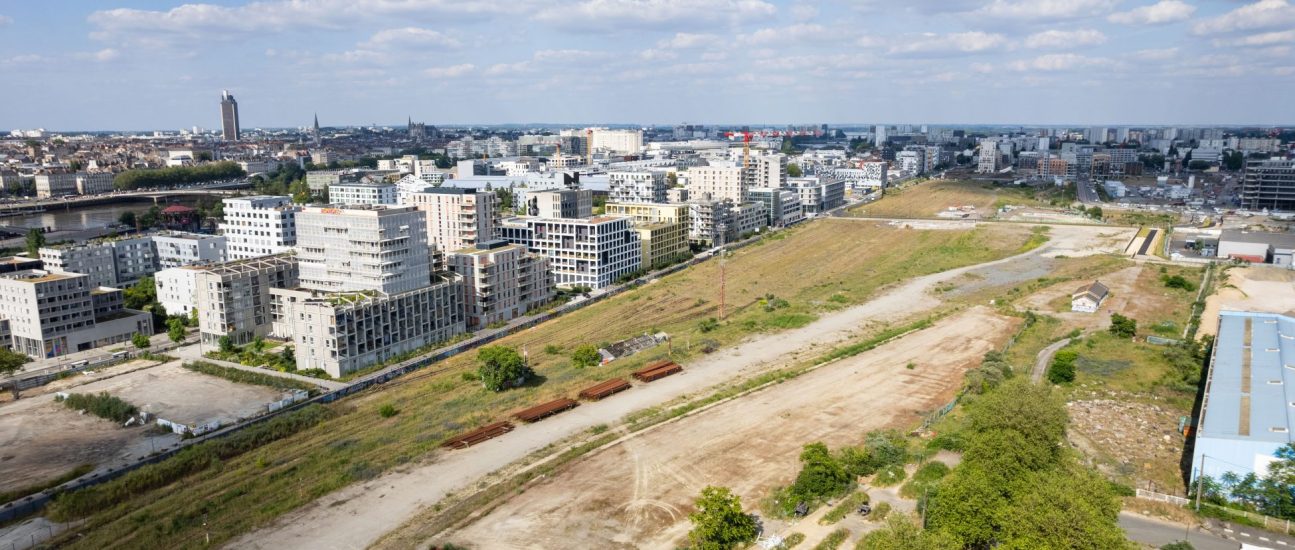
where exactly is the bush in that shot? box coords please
[869,501,892,522]
[57,392,138,423]
[790,443,854,504]
[1109,313,1137,338]
[131,332,150,350]
[379,404,399,418]
[182,361,317,392]
[1162,274,1197,291]
[1047,349,1077,384]
[543,344,563,355]
[899,462,950,499]
[820,490,869,525]
[811,528,849,550]
[477,346,533,392]
[872,464,907,487]
[698,317,720,333]
[571,344,601,368]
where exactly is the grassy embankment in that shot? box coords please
[849,179,1056,219]
[47,219,1037,549]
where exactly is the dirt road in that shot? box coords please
[448,308,1014,549]
[230,223,1134,550]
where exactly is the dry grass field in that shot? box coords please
[850,179,1053,219]
[50,220,1038,550]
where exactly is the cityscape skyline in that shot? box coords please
[2,0,1295,129]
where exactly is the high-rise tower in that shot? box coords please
[220,90,240,141]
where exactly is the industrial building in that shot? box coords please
[1192,311,1295,482]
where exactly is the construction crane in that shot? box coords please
[586,128,593,167]
[724,131,755,174]
[725,129,821,170]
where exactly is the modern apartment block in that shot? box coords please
[977,139,999,174]
[219,196,300,260]
[40,235,158,288]
[195,254,300,346]
[859,161,888,189]
[785,177,846,215]
[305,170,343,192]
[153,232,227,268]
[295,205,431,294]
[747,187,805,227]
[687,165,746,203]
[730,202,769,239]
[154,266,204,316]
[447,240,554,330]
[405,188,497,252]
[329,183,398,205]
[499,216,642,289]
[0,270,152,358]
[604,202,691,269]
[608,171,667,204]
[745,154,787,189]
[271,275,464,378]
[524,188,593,219]
[34,173,78,198]
[1241,159,1295,211]
[687,200,733,247]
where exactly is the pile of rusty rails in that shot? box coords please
[442,421,515,449]
[513,397,580,423]
[632,359,683,382]
[578,378,631,401]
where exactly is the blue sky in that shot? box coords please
[1,0,1294,130]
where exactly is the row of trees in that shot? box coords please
[114,161,245,190]
[1194,444,1295,521]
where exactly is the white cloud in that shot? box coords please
[533,0,776,29]
[360,27,460,50]
[1023,29,1107,49]
[656,32,723,50]
[423,63,474,78]
[1131,47,1179,61]
[790,2,819,21]
[485,61,533,76]
[0,54,42,65]
[639,48,678,61]
[1009,53,1111,71]
[0,14,12,26]
[974,0,1118,21]
[1193,0,1295,35]
[93,48,120,62]
[887,32,1008,56]
[1107,0,1196,25]
[741,24,829,45]
[1212,29,1295,47]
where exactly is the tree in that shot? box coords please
[189,307,199,326]
[667,172,680,188]
[687,486,759,550]
[790,442,853,503]
[218,335,236,354]
[25,228,45,256]
[1047,349,1077,384]
[138,205,162,228]
[1109,313,1137,338]
[1087,206,1103,220]
[997,468,1128,550]
[124,277,157,310]
[476,345,533,391]
[118,211,137,228]
[132,332,150,350]
[861,513,960,550]
[571,344,601,368]
[965,379,1068,457]
[166,317,186,343]
[787,163,803,178]
[0,346,31,377]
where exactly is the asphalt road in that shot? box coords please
[1078,179,1100,204]
[1120,513,1237,550]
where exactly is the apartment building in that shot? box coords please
[859,161,888,189]
[305,170,343,192]
[977,139,999,174]
[195,254,300,346]
[40,235,158,288]
[499,216,641,289]
[153,232,227,268]
[730,202,769,239]
[688,165,746,203]
[0,270,152,358]
[687,200,733,247]
[34,173,78,198]
[608,171,667,204]
[405,188,497,252]
[604,202,691,269]
[219,196,300,260]
[746,154,787,189]
[589,128,643,155]
[329,183,398,205]
[525,188,593,219]
[76,172,114,195]
[295,205,431,294]
[154,266,204,316]
[785,177,846,215]
[747,187,805,227]
[447,240,554,330]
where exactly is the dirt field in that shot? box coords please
[0,361,282,494]
[850,180,1048,219]
[446,308,1015,549]
[1199,266,1295,339]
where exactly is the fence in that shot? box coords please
[0,518,87,550]
[1135,488,1190,506]
[0,232,775,523]
[1135,489,1295,535]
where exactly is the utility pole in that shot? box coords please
[1195,460,1204,511]
[719,257,726,320]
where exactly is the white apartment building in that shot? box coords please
[687,200,733,247]
[220,196,300,260]
[860,161,889,189]
[306,170,343,192]
[195,254,299,346]
[977,139,1000,174]
[329,183,398,205]
[746,154,787,189]
[897,150,923,175]
[76,172,114,195]
[608,171,667,204]
[688,165,746,203]
[153,232,227,268]
[499,216,642,289]
[34,173,78,198]
[447,240,554,330]
[154,266,204,316]
[589,128,644,155]
[40,235,158,289]
[405,188,497,252]
[785,178,846,215]
[295,205,432,295]
[0,270,152,358]
[747,187,805,227]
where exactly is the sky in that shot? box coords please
[1,0,1294,130]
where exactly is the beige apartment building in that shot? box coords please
[405,188,497,252]
[447,240,554,330]
[604,202,691,270]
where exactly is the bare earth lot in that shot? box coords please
[1199,266,1295,339]
[448,308,1015,549]
[0,361,281,493]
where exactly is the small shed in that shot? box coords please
[1071,281,1109,313]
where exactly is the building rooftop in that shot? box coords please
[1220,230,1295,248]
[1199,311,1295,445]
[2,269,81,283]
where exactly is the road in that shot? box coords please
[1120,513,1237,550]
[1077,178,1100,204]
[1031,337,1073,383]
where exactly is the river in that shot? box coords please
[0,199,199,233]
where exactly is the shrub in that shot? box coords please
[1162,274,1196,291]
[820,490,869,525]
[131,332,150,350]
[811,528,849,550]
[899,462,950,499]
[476,346,533,392]
[872,464,907,487]
[1047,349,1077,384]
[379,404,399,418]
[698,317,720,333]
[543,344,563,355]
[57,392,138,423]
[571,344,601,368]
[1109,313,1137,338]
